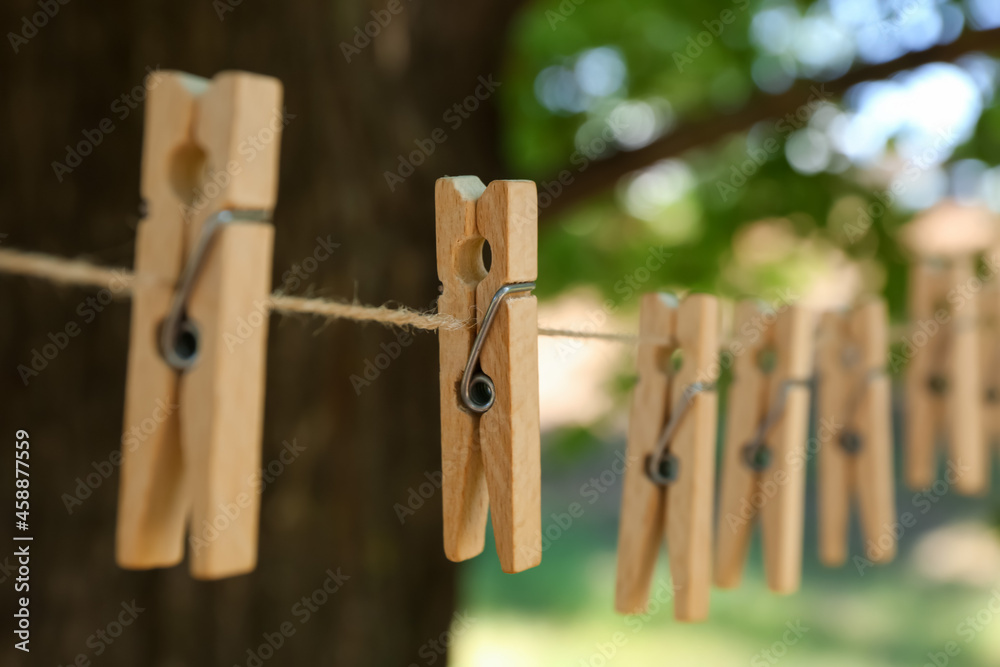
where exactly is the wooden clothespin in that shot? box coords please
[715,301,814,594]
[816,299,896,567]
[116,71,283,579]
[904,257,986,495]
[615,293,719,622]
[980,257,1000,459]
[435,176,541,573]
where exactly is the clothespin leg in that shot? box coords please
[816,312,850,567]
[714,302,767,589]
[665,295,718,621]
[435,177,490,562]
[615,294,674,614]
[759,307,813,594]
[116,73,201,569]
[476,180,541,573]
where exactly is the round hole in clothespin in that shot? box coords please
[741,441,772,471]
[168,143,207,204]
[838,430,862,454]
[986,387,999,404]
[756,347,777,374]
[645,452,679,486]
[656,348,684,375]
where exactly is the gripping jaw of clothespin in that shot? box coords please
[116,71,283,579]
[435,177,541,574]
[817,299,896,567]
[905,258,987,495]
[715,301,814,594]
[615,293,719,622]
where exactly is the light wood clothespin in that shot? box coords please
[116,71,283,579]
[435,176,541,573]
[615,293,719,622]
[980,263,1000,460]
[715,301,814,594]
[905,258,986,495]
[816,299,896,567]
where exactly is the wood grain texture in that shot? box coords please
[714,300,769,589]
[665,294,719,621]
[116,73,199,570]
[852,299,896,564]
[117,71,282,579]
[905,261,944,489]
[476,180,541,573]
[981,274,1000,461]
[817,311,850,567]
[615,293,675,614]
[817,300,896,567]
[435,177,489,562]
[946,258,987,495]
[759,305,814,594]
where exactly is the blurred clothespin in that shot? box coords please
[817,299,896,567]
[905,258,986,495]
[899,202,993,495]
[715,301,815,594]
[435,177,541,573]
[615,293,719,621]
[116,71,283,579]
[980,256,1000,461]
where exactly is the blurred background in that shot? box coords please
[2,0,1000,665]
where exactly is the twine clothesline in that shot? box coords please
[0,248,639,342]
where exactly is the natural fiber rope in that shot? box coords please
[0,248,635,341]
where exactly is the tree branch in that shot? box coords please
[537,27,1000,221]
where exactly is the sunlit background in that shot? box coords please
[451,0,1000,664]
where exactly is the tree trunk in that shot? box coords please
[0,1,520,664]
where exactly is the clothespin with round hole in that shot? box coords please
[435,177,541,573]
[816,298,896,568]
[899,201,993,495]
[116,70,283,579]
[715,300,815,594]
[614,292,719,622]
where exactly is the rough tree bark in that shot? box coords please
[0,0,521,664]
